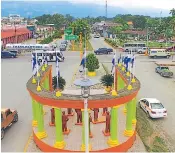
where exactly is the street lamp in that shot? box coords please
[74,78,98,152]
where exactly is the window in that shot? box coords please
[151,51,157,53]
[5,109,11,117]
[150,103,164,109]
[37,53,42,56]
[1,113,3,122]
[146,101,149,107]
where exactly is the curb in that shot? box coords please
[23,133,33,152]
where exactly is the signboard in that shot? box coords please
[65,34,78,40]
[64,28,72,34]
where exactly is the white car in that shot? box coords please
[139,98,167,118]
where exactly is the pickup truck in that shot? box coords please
[1,108,18,139]
[155,66,173,77]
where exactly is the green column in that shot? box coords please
[117,75,125,91]
[32,99,37,127]
[107,106,119,147]
[54,108,65,149]
[36,102,47,139]
[45,76,50,90]
[124,100,134,137]
[132,98,137,125]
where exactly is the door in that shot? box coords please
[5,109,13,128]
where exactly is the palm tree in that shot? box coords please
[170,8,175,16]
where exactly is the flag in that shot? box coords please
[45,55,48,65]
[56,55,60,77]
[111,54,115,74]
[32,55,36,72]
[118,54,121,64]
[124,56,128,65]
[131,54,135,68]
[80,51,86,69]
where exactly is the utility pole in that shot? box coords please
[160,11,162,24]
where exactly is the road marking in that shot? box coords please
[23,133,33,152]
[65,64,79,88]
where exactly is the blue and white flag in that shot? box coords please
[80,52,86,69]
[45,55,48,65]
[111,54,116,74]
[118,54,121,64]
[131,54,135,68]
[32,55,36,72]
[56,55,60,77]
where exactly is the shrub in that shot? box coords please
[52,76,66,91]
[86,53,99,72]
[101,74,114,87]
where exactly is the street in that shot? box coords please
[1,37,175,151]
[1,39,80,152]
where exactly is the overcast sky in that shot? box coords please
[2,0,175,10]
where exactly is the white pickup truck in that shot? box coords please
[137,47,149,54]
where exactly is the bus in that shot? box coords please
[123,42,146,52]
[6,44,51,50]
[32,50,65,62]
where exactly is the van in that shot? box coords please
[148,49,170,58]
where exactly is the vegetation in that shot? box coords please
[52,30,62,39]
[52,76,66,91]
[36,14,74,29]
[101,74,114,87]
[136,105,170,152]
[86,53,99,72]
[40,36,53,44]
[69,40,93,51]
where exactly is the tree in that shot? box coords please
[52,76,66,91]
[170,8,175,16]
[133,15,147,29]
[86,53,99,72]
[70,19,91,40]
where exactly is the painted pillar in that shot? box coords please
[32,99,38,127]
[107,106,119,147]
[124,100,134,137]
[54,108,65,149]
[49,68,53,91]
[132,98,137,125]
[81,109,91,151]
[45,76,50,91]
[36,102,47,139]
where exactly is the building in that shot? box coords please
[122,30,147,39]
[1,25,32,49]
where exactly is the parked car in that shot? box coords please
[59,45,66,51]
[61,40,68,45]
[155,66,173,77]
[94,48,113,54]
[9,50,18,56]
[139,98,167,119]
[1,108,18,139]
[1,51,17,58]
[137,47,149,54]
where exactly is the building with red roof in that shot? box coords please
[1,26,32,49]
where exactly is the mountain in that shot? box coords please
[1,1,170,18]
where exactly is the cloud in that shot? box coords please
[60,0,175,10]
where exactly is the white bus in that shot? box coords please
[123,42,146,52]
[148,49,170,58]
[6,44,51,50]
[32,50,65,62]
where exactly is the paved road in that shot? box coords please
[1,41,80,151]
[90,37,175,151]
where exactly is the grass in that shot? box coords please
[136,105,170,152]
[69,40,93,51]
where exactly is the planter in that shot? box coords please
[105,86,112,93]
[88,71,96,76]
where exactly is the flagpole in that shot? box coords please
[36,44,41,91]
[32,50,36,84]
[55,50,62,97]
[114,50,116,90]
[84,29,87,80]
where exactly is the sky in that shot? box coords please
[2,0,175,10]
